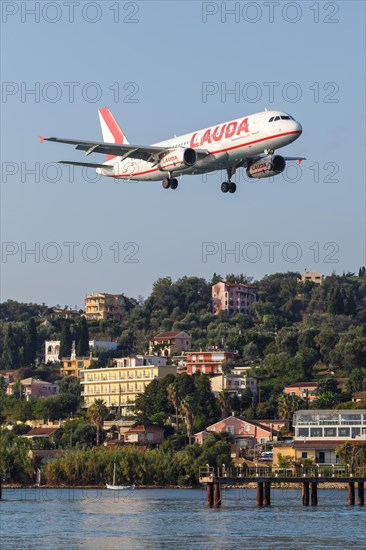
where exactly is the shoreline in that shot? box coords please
[2,482,349,490]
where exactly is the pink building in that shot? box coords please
[212,282,256,315]
[194,416,278,450]
[6,378,59,400]
[284,382,318,401]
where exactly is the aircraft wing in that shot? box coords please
[40,136,209,163]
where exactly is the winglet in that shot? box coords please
[39,135,44,144]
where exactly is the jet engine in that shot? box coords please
[159,148,197,171]
[246,155,286,179]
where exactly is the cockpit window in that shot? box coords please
[281,116,291,120]
[274,116,280,121]
[268,117,274,122]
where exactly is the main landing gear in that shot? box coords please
[162,177,178,190]
[221,166,237,193]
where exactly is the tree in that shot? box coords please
[277,393,303,428]
[327,287,344,315]
[181,396,194,445]
[59,322,72,359]
[336,442,366,473]
[167,382,179,428]
[86,399,108,446]
[1,323,18,369]
[217,390,231,419]
[76,316,89,356]
[23,318,38,365]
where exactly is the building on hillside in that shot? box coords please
[6,378,59,400]
[123,424,164,445]
[84,292,125,321]
[210,374,257,396]
[186,351,236,375]
[273,409,366,466]
[60,353,94,377]
[284,382,318,402]
[42,306,80,319]
[212,281,256,315]
[81,355,176,415]
[149,331,192,356]
[45,339,118,363]
[299,271,323,284]
[194,416,279,456]
[352,391,366,403]
[21,427,59,440]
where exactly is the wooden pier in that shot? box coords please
[199,466,366,508]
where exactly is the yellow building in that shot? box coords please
[60,353,94,378]
[81,355,176,415]
[300,271,323,284]
[84,292,125,321]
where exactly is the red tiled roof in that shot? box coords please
[153,332,182,339]
[125,424,164,434]
[285,382,318,388]
[22,427,59,437]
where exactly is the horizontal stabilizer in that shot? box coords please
[57,160,114,170]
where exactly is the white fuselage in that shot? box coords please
[97,110,302,181]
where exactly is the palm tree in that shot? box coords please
[86,399,108,446]
[167,382,179,428]
[217,390,231,419]
[181,396,194,445]
[277,393,303,430]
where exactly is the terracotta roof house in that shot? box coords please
[21,427,59,439]
[123,424,165,445]
[149,331,191,356]
[194,416,279,453]
[284,382,318,401]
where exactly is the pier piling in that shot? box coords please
[357,482,364,506]
[348,482,355,505]
[311,482,318,506]
[207,483,214,507]
[213,482,221,507]
[302,481,310,506]
[264,481,271,506]
[256,482,264,506]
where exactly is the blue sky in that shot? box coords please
[1,1,365,307]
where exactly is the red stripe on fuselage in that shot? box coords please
[109,130,301,178]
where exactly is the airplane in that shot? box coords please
[40,108,305,193]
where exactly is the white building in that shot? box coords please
[293,410,366,442]
[45,340,118,363]
[210,374,257,397]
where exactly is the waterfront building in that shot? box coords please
[123,424,165,445]
[81,355,176,415]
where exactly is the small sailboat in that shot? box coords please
[106,461,135,490]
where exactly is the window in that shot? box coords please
[310,427,323,437]
[268,117,274,122]
[351,427,360,438]
[301,452,308,459]
[298,428,309,437]
[324,428,336,437]
[274,116,280,121]
[338,427,350,437]
[226,425,234,434]
[280,116,291,120]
